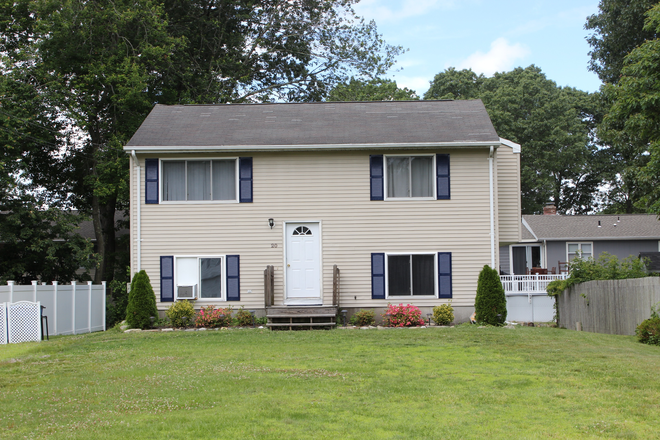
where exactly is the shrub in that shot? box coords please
[255,316,268,326]
[106,270,130,328]
[195,305,232,328]
[382,303,425,327]
[433,303,454,325]
[350,309,375,326]
[636,303,660,346]
[235,307,254,327]
[474,265,507,326]
[166,300,196,328]
[125,270,159,329]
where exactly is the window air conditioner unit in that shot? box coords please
[177,284,197,300]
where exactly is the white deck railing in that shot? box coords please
[500,274,567,295]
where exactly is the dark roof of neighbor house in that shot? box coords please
[75,211,128,241]
[125,100,501,150]
[522,214,660,241]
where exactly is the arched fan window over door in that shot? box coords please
[292,226,312,236]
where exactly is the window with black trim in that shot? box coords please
[162,159,237,201]
[387,253,435,296]
[385,155,434,199]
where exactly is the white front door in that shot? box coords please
[285,222,321,304]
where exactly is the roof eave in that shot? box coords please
[538,236,660,241]
[123,140,502,153]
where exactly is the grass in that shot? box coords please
[1,325,660,439]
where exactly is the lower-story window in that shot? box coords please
[175,256,224,300]
[387,253,436,297]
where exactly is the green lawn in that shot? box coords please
[1,326,659,439]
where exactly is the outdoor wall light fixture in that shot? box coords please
[268,218,274,229]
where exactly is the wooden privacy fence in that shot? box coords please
[557,277,660,335]
[0,281,106,337]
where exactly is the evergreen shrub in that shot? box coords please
[165,300,195,327]
[125,270,158,329]
[433,303,454,325]
[474,265,507,326]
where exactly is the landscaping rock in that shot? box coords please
[504,325,516,329]
[198,328,207,331]
[162,328,174,332]
[124,329,142,333]
[184,328,196,332]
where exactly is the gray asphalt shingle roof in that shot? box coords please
[522,214,660,241]
[125,100,500,150]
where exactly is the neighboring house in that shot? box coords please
[124,100,521,324]
[500,206,660,275]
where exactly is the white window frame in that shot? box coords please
[160,158,239,204]
[385,252,437,298]
[383,154,436,201]
[174,255,227,301]
[566,242,593,261]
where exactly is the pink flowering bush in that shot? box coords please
[382,303,426,327]
[195,305,232,328]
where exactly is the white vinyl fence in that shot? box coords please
[500,274,567,322]
[0,281,106,342]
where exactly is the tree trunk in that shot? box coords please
[92,195,117,284]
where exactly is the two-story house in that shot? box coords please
[124,100,521,325]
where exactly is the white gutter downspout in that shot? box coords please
[489,146,495,268]
[131,150,141,272]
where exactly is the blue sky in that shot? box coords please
[353,0,603,96]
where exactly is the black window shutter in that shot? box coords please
[370,155,384,201]
[239,157,253,203]
[226,255,240,301]
[436,154,450,200]
[438,252,452,298]
[145,158,159,204]
[160,256,174,302]
[371,253,386,299]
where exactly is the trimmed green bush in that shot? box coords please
[125,270,159,329]
[349,309,375,326]
[166,300,196,328]
[474,265,506,326]
[235,307,254,327]
[636,304,660,346]
[433,303,454,325]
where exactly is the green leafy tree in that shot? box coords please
[424,67,485,100]
[600,4,660,214]
[474,265,507,326]
[0,0,402,284]
[125,270,158,329]
[425,66,607,214]
[585,0,659,85]
[585,0,660,213]
[327,77,418,101]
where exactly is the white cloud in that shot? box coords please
[355,0,456,22]
[455,38,530,76]
[391,75,431,96]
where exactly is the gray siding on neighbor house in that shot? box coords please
[547,240,659,267]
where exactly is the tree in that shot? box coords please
[424,67,485,100]
[585,0,659,85]
[327,77,418,101]
[424,66,607,214]
[585,0,660,213]
[125,270,158,329]
[474,265,506,326]
[602,4,660,213]
[0,0,402,284]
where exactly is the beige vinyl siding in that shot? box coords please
[496,145,521,245]
[132,148,498,311]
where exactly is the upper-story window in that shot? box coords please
[385,155,434,199]
[162,159,237,202]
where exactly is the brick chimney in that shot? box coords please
[543,203,557,215]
